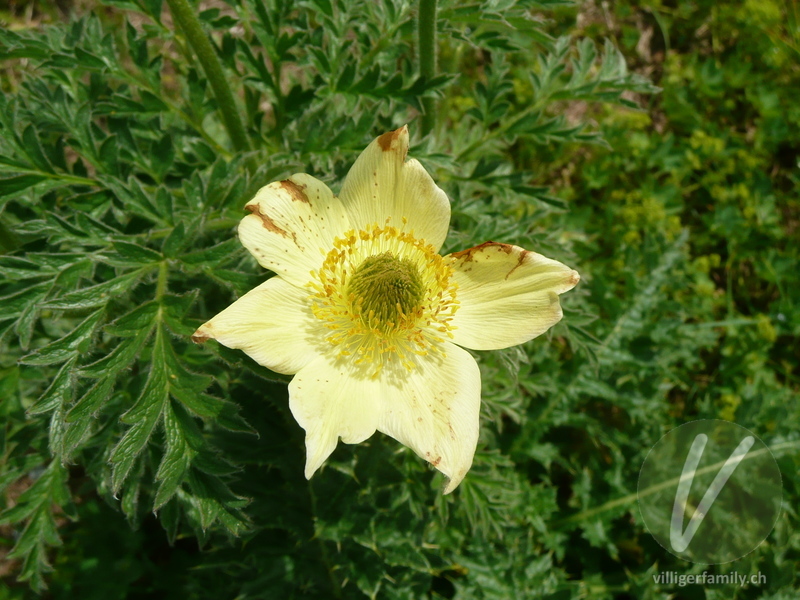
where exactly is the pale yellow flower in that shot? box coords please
[193,126,579,493]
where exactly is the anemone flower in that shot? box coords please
[193,126,579,493]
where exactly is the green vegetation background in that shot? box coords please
[1,0,798,598]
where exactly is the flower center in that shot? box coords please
[308,223,459,376]
[346,252,425,327]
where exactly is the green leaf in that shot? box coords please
[162,221,188,257]
[99,175,167,225]
[161,335,212,393]
[119,460,143,527]
[0,174,47,198]
[513,189,569,210]
[186,469,248,534]
[45,213,90,241]
[101,241,163,266]
[20,309,104,366]
[0,255,55,280]
[238,43,275,91]
[150,135,175,180]
[48,397,69,458]
[161,291,198,336]
[73,46,106,70]
[110,328,169,493]
[61,377,116,457]
[0,366,21,421]
[0,282,50,316]
[15,301,40,350]
[65,377,116,424]
[49,259,95,292]
[171,387,254,434]
[192,451,239,477]
[154,187,173,220]
[180,238,242,265]
[97,134,119,173]
[158,498,180,543]
[153,400,199,509]
[139,90,168,113]
[27,357,77,416]
[0,462,72,591]
[78,326,152,379]
[206,268,259,292]
[40,268,147,310]
[21,124,53,172]
[125,21,148,68]
[103,301,159,337]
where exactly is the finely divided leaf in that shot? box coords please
[41,269,147,310]
[110,328,169,493]
[27,357,77,416]
[153,400,200,509]
[20,309,104,366]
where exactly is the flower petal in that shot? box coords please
[238,173,351,287]
[448,242,580,351]
[288,357,381,479]
[338,126,451,251]
[378,344,481,494]
[192,276,321,375]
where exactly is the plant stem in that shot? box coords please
[156,261,169,300]
[165,0,250,153]
[0,166,97,188]
[418,0,438,136]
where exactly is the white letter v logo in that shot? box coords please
[670,433,755,552]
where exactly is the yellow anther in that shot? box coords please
[307,224,459,372]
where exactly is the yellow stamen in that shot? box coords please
[308,224,459,377]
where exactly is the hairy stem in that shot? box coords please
[156,261,169,300]
[165,0,250,152]
[418,0,438,136]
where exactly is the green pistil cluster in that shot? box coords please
[347,252,425,326]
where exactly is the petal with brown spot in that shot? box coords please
[337,125,451,251]
[238,173,351,286]
[448,242,579,351]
